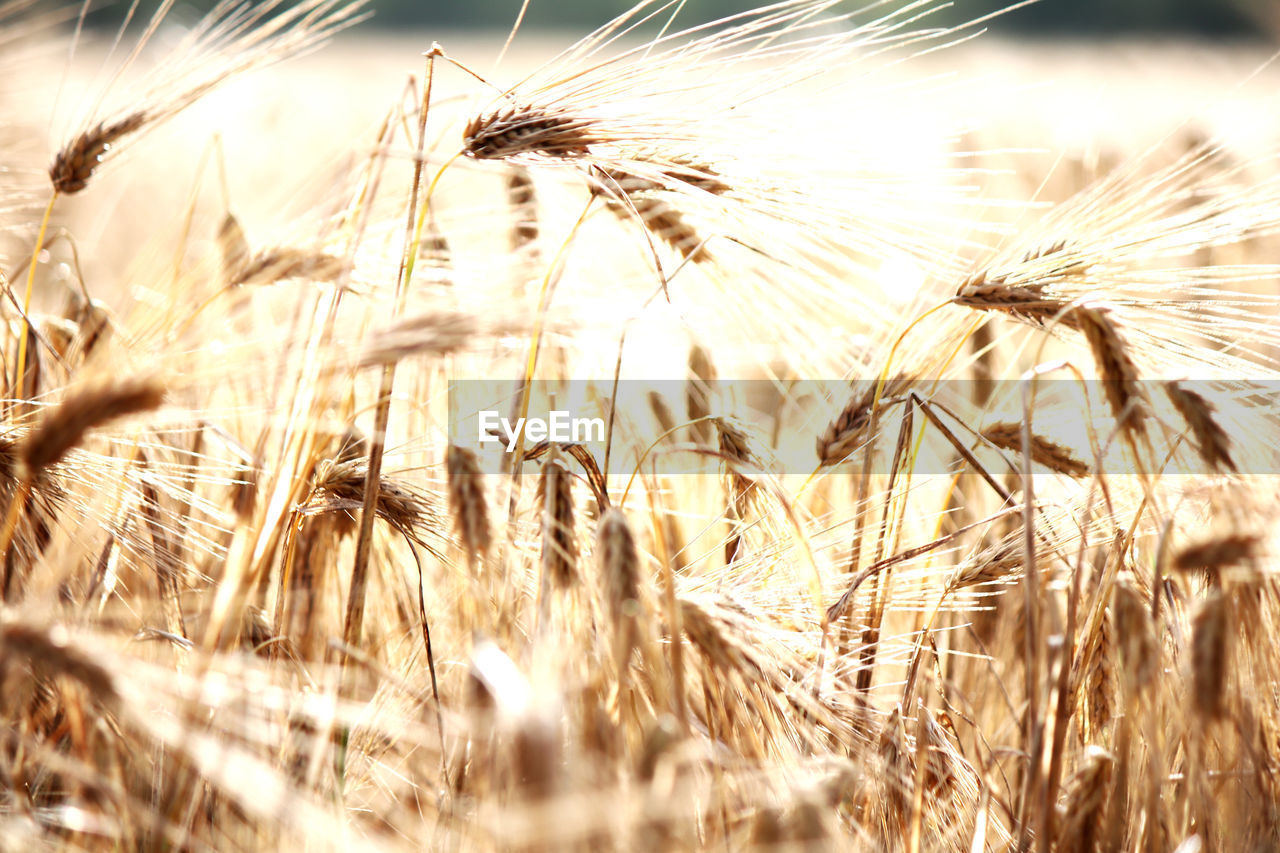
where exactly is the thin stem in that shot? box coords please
[508,193,595,478]
[0,479,33,600]
[16,194,58,398]
[343,49,440,662]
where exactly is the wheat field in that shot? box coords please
[2,1,1280,850]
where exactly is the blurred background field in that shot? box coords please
[15,19,1280,296]
[56,0,1280,36]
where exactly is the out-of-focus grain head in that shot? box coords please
[446,444,491,561]
[20,377,165,474]
[539,456,577,590]
[1192,590,1230,719]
